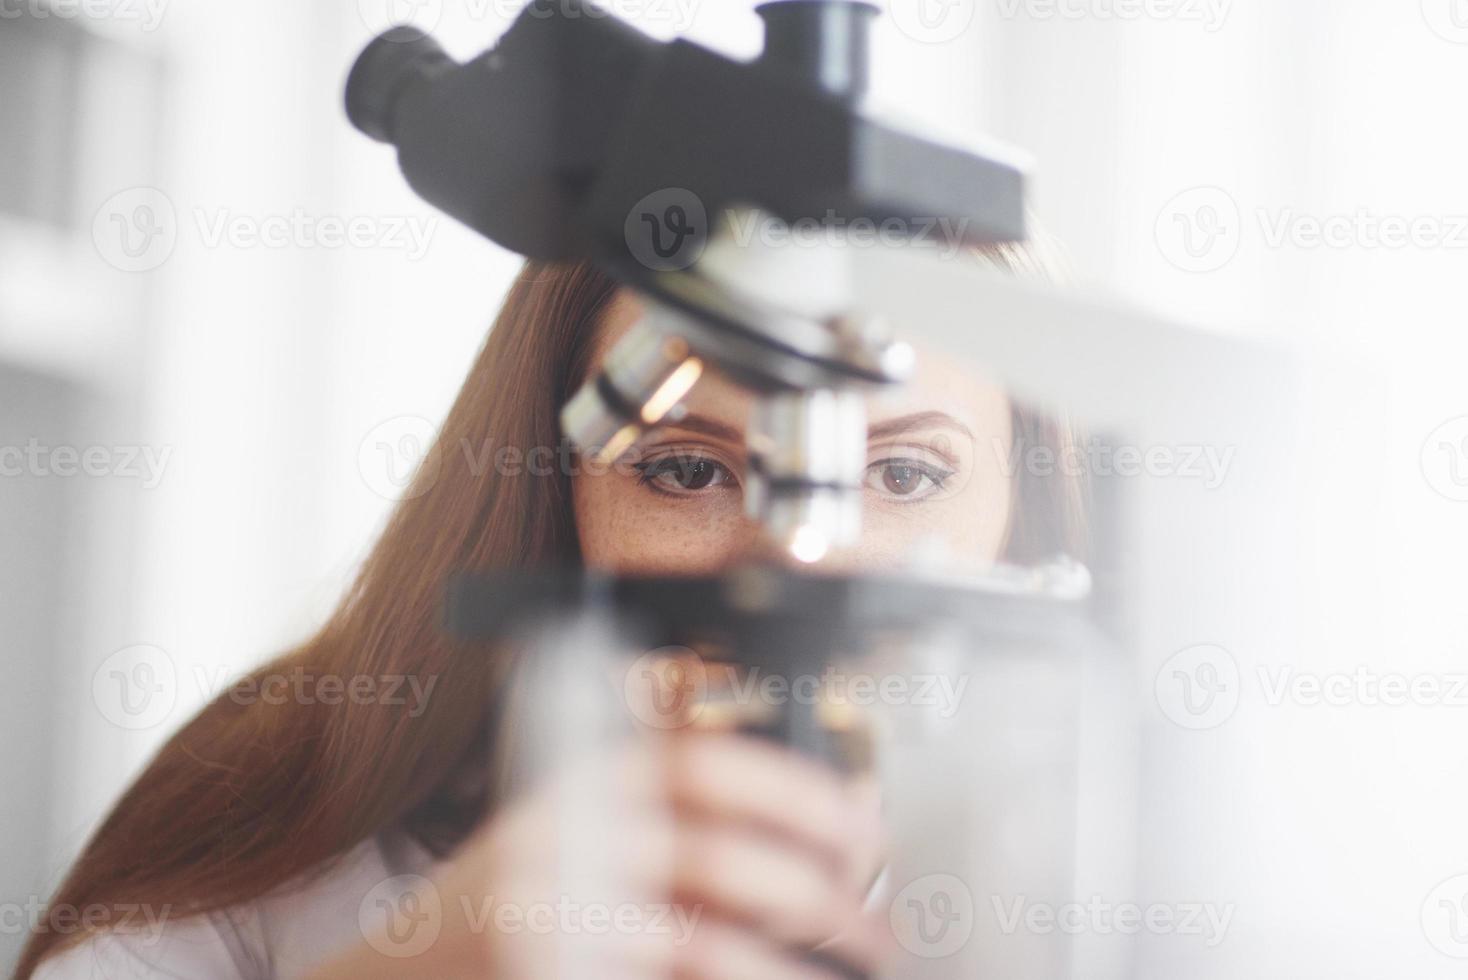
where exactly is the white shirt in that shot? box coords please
[32,831,890,978]
[33,834,438,980]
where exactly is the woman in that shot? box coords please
[19,252,1083,980]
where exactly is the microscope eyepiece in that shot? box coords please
[345,27,454,145]
[755,0,880,101]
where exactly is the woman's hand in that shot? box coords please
[314,732,887,980]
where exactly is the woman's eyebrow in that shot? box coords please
[660,413,744,443]
[867,411,974,441]
[665,410,973,444]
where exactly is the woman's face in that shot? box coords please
[573,292,1016,574]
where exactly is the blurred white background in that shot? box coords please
[2,0,1466,976]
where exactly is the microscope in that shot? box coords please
[345,2,1298,975]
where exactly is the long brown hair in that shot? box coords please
[18,255,1083,977]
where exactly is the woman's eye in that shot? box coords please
[865,458,954,501]
[636,455,735,494]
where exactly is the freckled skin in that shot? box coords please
[573,292,1015,574]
